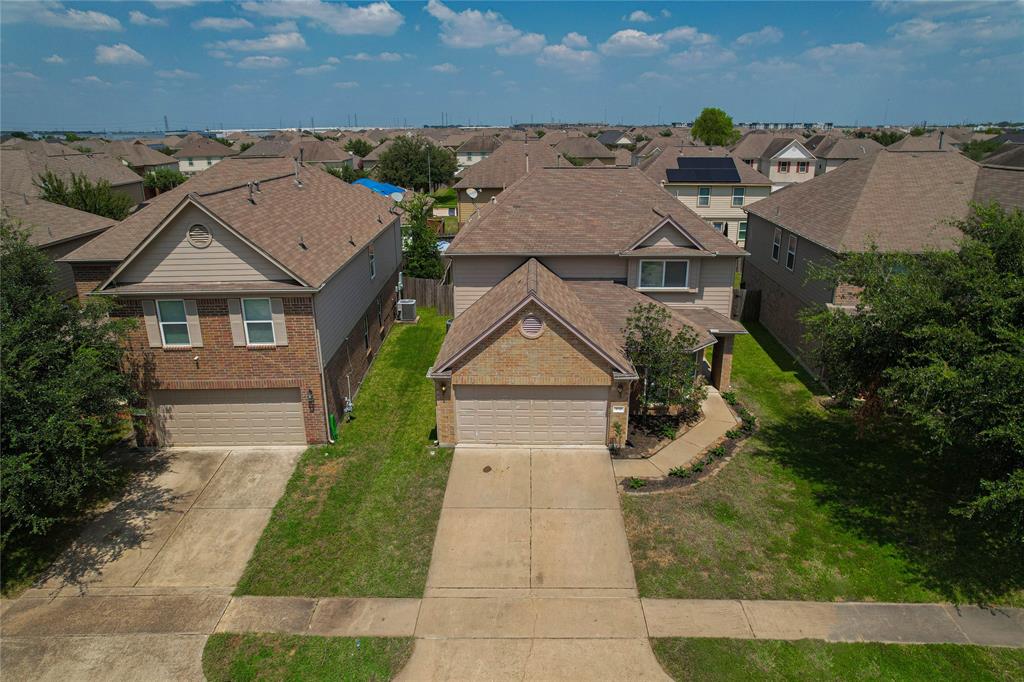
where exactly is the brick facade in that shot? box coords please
[71,264,114,301]
[833,283,863,307]
[743,261,821,370]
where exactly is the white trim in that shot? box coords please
[242,297,276,346]
[786,235,798,271]
[626,215,706,252]
[771,227,782,262]
[638,259,690,290]
[731,187,745,207]
[697,186,711,207]
[156,299,191,347]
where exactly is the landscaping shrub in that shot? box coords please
[725,428,742,439]
[720,390,738,405]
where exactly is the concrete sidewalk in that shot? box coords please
[612,388,738,479]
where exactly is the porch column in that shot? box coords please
[710,335,734,389]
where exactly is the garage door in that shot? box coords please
[151,388,306,446]
[456,385,608,445]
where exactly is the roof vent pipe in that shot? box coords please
[939,131,944,149]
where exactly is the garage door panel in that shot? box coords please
[153,388,306,446]
[456,385,607,445]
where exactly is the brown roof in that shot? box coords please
[730,131,798,160]
[363,138,395,162]
[172,135,239,159]
[973,166,1024,211]
[90,140,178,169]
[447,166,745,257]
[1,190,115,247]
[746,149,980,254]
[454,140,564,190]
[886,132,954,152]
[63,157,396,288]
[982,144,1024,169]
[811,137,883,160]
[431,258,634,376]
[239,137,352,163]
[457,134,503,154]
[555,136,615,160]
[0,147,144,195]
[639,145,771,185]
[614,148,633,166]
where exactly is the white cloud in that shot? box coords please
[156,68,199,79]
[209,32,307,52]
[326,56,341,64]
[888,14,1022,44]
[268,20,298,32]
[241,1,403,36]
[626,10,653,23]
[236,55,290,69]
[561,32,590,49]
[346,51,403,61]
[638,71,672,82]
[10,70,41,80]
[660,26,716,45]
[150,0,199,8]
[666,44,737,69]
[73,75,112,87]
[334,80,359,89]
[536,44,599,73]
[804,41,868,60]
[295,63,336,75]
[129,11,167,27]
[2,2,122,31]
[661,9,671,18]
[95,43,149,65]
[192,17,254,31]
[599,25,716,56]
[431,62,459,73]
[425,0,531,51]
[43,54,65,64]
[495,32,546,56]
[735,25,783,47]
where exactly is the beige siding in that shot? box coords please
[628,256,736,316]
[178,157,224,175]
[114,181,145,206]
[639,224,698,249]
[541,256,626,280]
[665,184,770,224]
[118,204,289,284]
[452,256,524,316]
[315,219,401,364]
[457,189,501,222]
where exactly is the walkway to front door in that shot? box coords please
[398,446,671,681]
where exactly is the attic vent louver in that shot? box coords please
[520,314,544,339]
[187,224,212,248]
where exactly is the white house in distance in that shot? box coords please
[173,133,239,176]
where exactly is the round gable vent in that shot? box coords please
[520,314,544,339]
[187,224,212,248]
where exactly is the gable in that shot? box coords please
[116,203,292,285]
[775,142,814,161]
[639,223,700,249]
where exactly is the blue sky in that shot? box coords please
[2,1,1022,131]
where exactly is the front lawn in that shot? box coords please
[235,309,452,597]
[652,638,1024,681]
[203,634,413,682]
[622,323,1024,606]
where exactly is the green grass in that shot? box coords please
[203,634,413,682]
[235,309,452,597]
[622,322,1024,606]
[652,638,1024,681]
[441,215,459,235]
[430,187,457,209]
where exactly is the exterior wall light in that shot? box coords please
[306,388,315,411]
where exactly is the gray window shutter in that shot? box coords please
[141,300,162,348]
[227,298,245,346]
[271,298,288,346]
[184,300,203,347]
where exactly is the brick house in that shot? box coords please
[63,157,402,446]
[429,166,747,447]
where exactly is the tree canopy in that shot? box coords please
[400,193,444,279]
[326,164,369,184]
[344,138,374,158]
[143,167,188,193]
[375,136,457,192]
[35,171,134,220]
[801,204,1024,541]
[624,303,704,417]
[690,108,741,146]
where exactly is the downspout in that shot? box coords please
[310,294,335,444]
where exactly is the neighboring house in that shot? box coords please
[740,149,1020,367]
[85,139,179,177]
[238,137,355,169]
[455,135,502,169]
[61,157,403,446]
[361,139,394,172]
[596,130,633,147]
[730,132,817,190]
[982,144,1024,168]
[173,134,239,175]
[432,166,747,447]
[1,190,115,297]
[640,145,771,246]
[0,145,146,205]
[454,139,563,222]
[555,136,617,165]
[886,131,956,152]
[807,137,882,175]
[614,148,634,167]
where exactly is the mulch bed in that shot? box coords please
[614,410,702,459]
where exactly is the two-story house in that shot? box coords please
[455,135,502,169]
[741,149,1020,369]
[806,136,882,175]
[454,140,563,223]
[730,132,816,191]
[554,136,617,165]
[430,166,747,447]
[640,145,771,247]
[62,157,402,446]
[173,133,239,176]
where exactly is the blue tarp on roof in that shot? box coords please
[353,178,406,199]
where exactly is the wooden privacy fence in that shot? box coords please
[402,276,454,317]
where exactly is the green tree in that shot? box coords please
[211,136,232,147]
[400,193,444,279]
[534,129,546,138]
[801,204,1024,541]
[156,145,176,156]
[143,167,188,193]
[0,220,136,548]
[623,303,705,417]
[910,126,929,136]
[659,129,673,137]
[64,132,85,142]
[866,130,905,146]
[960,138,1005,161]
[35,171,134,220]
[344,138,374,157]
[376,136,457,192]
[325,165,369,184]
[562,153,586,167]
[238,141,255,153]
[690,107,741,146]
[8,131,30,140]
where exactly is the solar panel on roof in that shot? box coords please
[665,156,740,183]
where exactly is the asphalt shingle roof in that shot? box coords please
[454,140,564,190]
[639,145,771,185]
[1,190,115,247]
[555,136,615,160]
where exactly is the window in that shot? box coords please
[713,222,727,237]
[376,296,383,327]
[697,187,711,207]
[771,228,782,262]
[157,300,190,347]
[777,161,790,173]
[639,260,689,289]
[786,235,798,271]
[187,158,194,167]
[242,298,275,345]
[368,245,376,279]
[363,315,369,349]
[738,221,748,245]
[797,161,809,173]
[732,187,745,207]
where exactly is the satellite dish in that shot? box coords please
[466,188,479,199]
[389,191,405,202]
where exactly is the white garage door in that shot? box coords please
[152,388,306,446]
[456,385,608,445]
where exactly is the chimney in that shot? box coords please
[939,131,944,149]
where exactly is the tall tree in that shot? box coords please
[623,303,704,416]
[400,193,444,279]
[35,171,134,220]
[143,167,188,194]
[690,107,741,146]
[376,136,456,192]
[344,138,374,158]
[1,220,135,547]
[801,204,1024,541]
